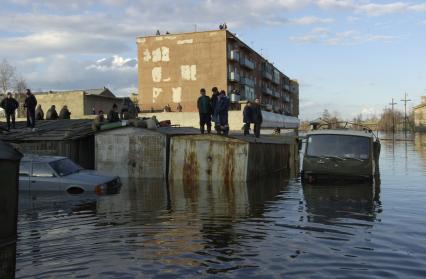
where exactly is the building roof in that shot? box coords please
[0,119,95,141]
[413,103,426,110]
[306,129,375,138]
[34,87,116,98]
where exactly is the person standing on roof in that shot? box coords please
[23,89,37,128]
[108,103,120,122]
[46,105,59,120]
[215,90,230,135]
[59,105,71,119]
[197,88,212,134]
[0,92,19,130]
[252,98,263,138]
[243,101,253,136]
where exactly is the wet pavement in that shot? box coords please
[6,133,426,278]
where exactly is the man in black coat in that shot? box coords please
[252,98,263,138]
[243,101,253,136]
[46,105,59,120]
[24,89,37,128]
[0,92,19,130]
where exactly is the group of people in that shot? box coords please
[197,87,230,135]
[197,87,262,137]
[0,89,75,131]
[35,104,71,121]
[0,89,38,131]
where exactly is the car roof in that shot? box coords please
[21,154,68,163]
[306,129,374,138]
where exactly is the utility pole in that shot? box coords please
[400,92,412,139]
[389,98,397,136]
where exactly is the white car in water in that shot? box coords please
[19,155,121,195]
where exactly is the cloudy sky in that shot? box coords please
[1,0,425,120]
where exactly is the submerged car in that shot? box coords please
[301,129,380,183]
[19,155,121,194]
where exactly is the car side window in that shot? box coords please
[32,163,55,177]
[19,161,31,177]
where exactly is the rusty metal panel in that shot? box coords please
[247,143,290,180]
[95,127,167,178]
[169,135,249,183]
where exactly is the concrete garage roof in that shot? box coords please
[34,87,116,98]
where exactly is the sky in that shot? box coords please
[0,0,425,120]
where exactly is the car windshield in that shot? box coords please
[49,158,83,176]
[306,134,370,160]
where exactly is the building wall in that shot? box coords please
[137,30,228,112]
[34,91,85,117]
[84,95,124,115]
[95,128,167,178]
[414,105,426,131]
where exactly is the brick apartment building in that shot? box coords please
[137,29,299,116]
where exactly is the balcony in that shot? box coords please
[228,71,240,82]
[283,84,290,92]
[272,91,280,98]
[240,56,255,70]
[262,70,272,80]
[282,95,290,103]
[262,86,273,96]
[240,77,255,87]
[228,50,239,62]
[241,85,255,101]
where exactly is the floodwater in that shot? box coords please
[8,133,426,278]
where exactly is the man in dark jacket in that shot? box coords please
[46,105,59,120]
[211,87,220,130]
[197,88,211,134]
[59,105,71,119]
[0,92,19,130]
[252,98,263,138]
[243,101,253,136]
[108,103,120,123]
[215,90,230,135]
[24,89,37,128]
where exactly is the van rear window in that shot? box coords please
[307,135,370,159]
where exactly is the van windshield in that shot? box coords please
[49,158,83,176]
[306,134,370,160]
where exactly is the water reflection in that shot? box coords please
[0,243,16,279]
[303,181,381,225]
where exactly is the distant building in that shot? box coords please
[137,29,299,116]
[413,96,426,131]
[33,87,128,118]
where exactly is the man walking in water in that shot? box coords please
[197,88,212,134]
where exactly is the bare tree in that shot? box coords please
[0,59,16,94]
[15,75,27,94]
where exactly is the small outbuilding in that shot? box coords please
[169,134,296,184]
[95,127,199,179]
[0,141,22,249]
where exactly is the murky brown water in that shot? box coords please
[7,133,426,278]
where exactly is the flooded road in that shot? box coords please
[9,133,426,278]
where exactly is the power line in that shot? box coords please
[400,92,412,138]
[389,98,397,135]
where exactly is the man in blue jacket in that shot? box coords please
[214,90,230,135]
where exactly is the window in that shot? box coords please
[32,163,55,177]
[306,135,370,159]
[19,161,31,176]
[49,158,82,177]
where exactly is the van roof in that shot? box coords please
[306,129,375,138]
[21,154,67,163]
